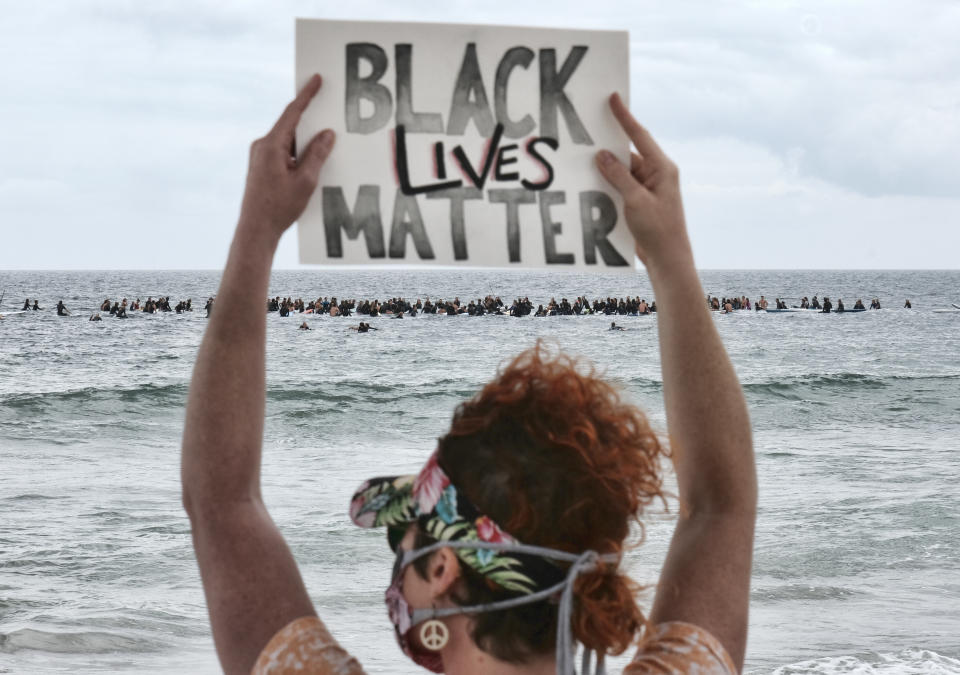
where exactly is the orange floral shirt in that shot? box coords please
[251,616,737,674]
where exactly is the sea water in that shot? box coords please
[1,269,959,674]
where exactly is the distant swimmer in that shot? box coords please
[56,300,70,316]
[904,299,912,308]
[298,321,310,331]
[870,298,881,310]
[32,300,41,311]
[116,304,127,318]
[759,296,768,310]
[89,313,102,321]
[821,297,832,313]
[811,295,821,310]
[22,298,30,310]
[853,299,865,310]
[350,321,378,333]
[609,321,626,331]
[204,297,214,318]
[836,298,845,313]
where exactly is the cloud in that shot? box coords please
[0,0,957,269]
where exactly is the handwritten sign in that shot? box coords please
[295,19,632,269]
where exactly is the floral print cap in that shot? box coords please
[349,452,563,595]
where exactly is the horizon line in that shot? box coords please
[3,267,960,273]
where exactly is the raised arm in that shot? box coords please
[180,75,335,675]
[596,94,757,669]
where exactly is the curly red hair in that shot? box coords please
[433,341,666,662]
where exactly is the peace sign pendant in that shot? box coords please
[419,619,450,651]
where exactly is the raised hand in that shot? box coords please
[595,93,692,272]
[239,74,335,244]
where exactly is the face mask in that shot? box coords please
[385,540,619,675]
[386,546,445,673]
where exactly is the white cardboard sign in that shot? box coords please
[295,19,632,269]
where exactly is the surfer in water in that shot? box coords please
[22,298,30,310]
[181,78,755,675]
[904,299,912,308]
[298,321,310,331]
[56,300,69,316]
[609,321,625,331]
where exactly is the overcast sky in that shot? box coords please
[1,0,958,270]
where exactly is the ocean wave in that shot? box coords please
[0,378,483,409]
[753,583,862,602]
[0,382,188,409]
[765,648,960,674]
[0,628,161,654]
[3,371,956,407]
[742,372,960,400]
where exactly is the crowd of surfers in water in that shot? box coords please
[266,294,658,319]
[707,294,904,313]
[9,293,913,323]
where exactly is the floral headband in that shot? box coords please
[349,451,566,595]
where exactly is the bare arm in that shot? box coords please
[596,94,756,670]
[180,75,336,675]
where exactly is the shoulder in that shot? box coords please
[251,616,367,675]
[624,621,738,675]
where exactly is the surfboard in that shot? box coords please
[933,308,960,314]
[0,310,27,316]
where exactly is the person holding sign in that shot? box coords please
[182,75,754,675]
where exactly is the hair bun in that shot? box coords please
[572,568,643,655]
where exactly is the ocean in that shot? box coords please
[1,269,959,674]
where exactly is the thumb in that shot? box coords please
[297,129,336,182]
[595,150,648,207]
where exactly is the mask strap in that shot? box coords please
[402,540,618,675]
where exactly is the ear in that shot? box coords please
[426,547,462,599]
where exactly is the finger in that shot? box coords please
[630,151,662,189]
[269,73,322,143]
[609,93,667,165]
[595,150,648,204]
[297,129,336,182]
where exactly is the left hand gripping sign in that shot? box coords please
[295,19,632,270]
